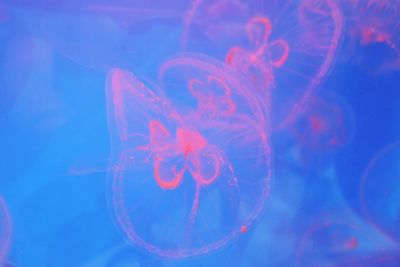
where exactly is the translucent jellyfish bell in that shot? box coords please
[105,54,272,258]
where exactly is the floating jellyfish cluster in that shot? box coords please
[101,0,399,263]
[104,0,345,259]
[1,0,400,266]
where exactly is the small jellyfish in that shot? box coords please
[360,141,400,243]
[341,0,400,72]
[291,90,355,154]
[344,0,399,48]
[296,218,363,267]
[0,197,11,266]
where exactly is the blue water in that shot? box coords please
[1,1,400,266]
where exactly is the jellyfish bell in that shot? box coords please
[296,215,367,267]
[291,90,355,154]
[360,141,400,243]
[0,197,12,266]
[340,0,400,73]
[105,55,272,258]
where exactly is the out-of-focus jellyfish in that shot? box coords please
[182,0,343,129]
[341,0,400,73]
[291,91,355,154]
[360,141,400,243]
[105,54,271,258]
[325,249,400,267]
[0,197,11,266]
[2,37,70,135]
[296,218,364,267]
[0,0,8,22]
[15,1,189,72]
[342,0,399,49]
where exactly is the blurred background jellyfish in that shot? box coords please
[360,141,400,243]
[340,0,400,73]
[0,197,12,266]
